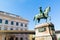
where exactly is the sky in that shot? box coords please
[0,0,60,30]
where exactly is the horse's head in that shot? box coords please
[46,6,51,12]
[43,6,51,17]
[44,6,51,14]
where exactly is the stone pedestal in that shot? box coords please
[35,22,56,40]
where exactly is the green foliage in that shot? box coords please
[58,38,60,40]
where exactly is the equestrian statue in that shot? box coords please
[33,6,51,24]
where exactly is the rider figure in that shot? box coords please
[40,7,45,17]
[40,7,43,13]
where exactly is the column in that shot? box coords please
[14,37,16,40]
[6,35,10,40]
[2,34,5,40]
[6,37,8,40]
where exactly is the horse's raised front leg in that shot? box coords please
[38,18,40,23]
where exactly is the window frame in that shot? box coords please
[10,28,13,30]
[25,24,27,27]
[15,37,18,40]
[0,19,2,23]
[21,23,23,27]
[16,22,19,26]
[20,37,23,40]
[11,21,14,25]
[5,20,8,24]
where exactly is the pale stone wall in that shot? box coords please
[35,36,52,40]
[14,34,29,40]
[0,34,34,40]
[35,23,55,40]
[0,34,2,40]
[35,27,51,36]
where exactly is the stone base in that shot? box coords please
[35,36,52,40]
[35,22,54,29]
[35,22,55,40]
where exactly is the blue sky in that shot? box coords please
[0,0,60,30]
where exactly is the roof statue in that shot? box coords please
[33,6,51,24]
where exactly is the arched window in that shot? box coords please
[16,22,19,26]
[5,20,8,24]
[0,19,2,23]
[9,37,14,40]
[10,28,13,30]
[21,23,23,27]
[25,24,27,27]
[20,37,23,40]
[11,21,14,25]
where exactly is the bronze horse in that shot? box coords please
[33,6,51,23]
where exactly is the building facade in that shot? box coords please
[0,11,29,40]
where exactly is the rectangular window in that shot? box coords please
[5,20,8,24]
[0,19,2,23]
[16,22,19,26]
[11,21,14,25]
